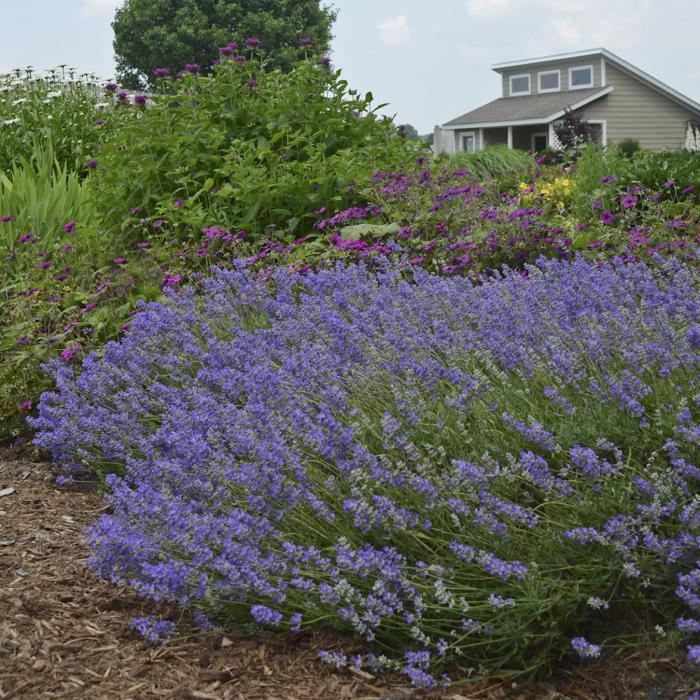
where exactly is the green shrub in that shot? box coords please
[447,145,534,180]
[618,138,640,158]
[90,52,424,243]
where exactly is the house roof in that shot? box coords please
[492,48,700,115]
[442,87,612,129]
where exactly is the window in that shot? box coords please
[538,70,560,93]
[569,65,593,89]
[532,133,548,152]
[509,74,530,96]
[462,133,475,152]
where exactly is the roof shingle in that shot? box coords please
[442,88,606,127]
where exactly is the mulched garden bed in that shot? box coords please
[0,451,697,700]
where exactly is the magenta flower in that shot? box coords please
[599,210,614,225]
[161,273,183,288]
[60,243,74,253]
[153,67,170,79]
[86,159,98,170]
[298,37,312,47]
[79,303,96,314]
[119,322,131,331]
[17,232,33,243]
[60,346,79,363]
[55,274,69,281]
[62,220,76,233]
[104,82,118,93]
[116,91,128,103]
[682,185,695,194]
[219,46,234,56]
[620,194,637,209]
[173,199,183,208]
[113,257,127,264]
[574,223,589,232]
[409,256,424,265]
[592,198,603,210]
[152,219,164,229]
[245,37,261,47]
[36,261,52,270]
[137,241,151,249]
[233,55,247,63]
[95,118,106,126]
[0,215,13,222]
[19,399,33,411]
[134,94,148,107]
[184,63,200,74]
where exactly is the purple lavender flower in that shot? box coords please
[130,616,176,644]
[571,636,601,659]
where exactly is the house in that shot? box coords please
[434,48,700,155]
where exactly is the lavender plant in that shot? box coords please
[32,257,700,686]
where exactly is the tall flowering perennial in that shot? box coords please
[32,258,700,685]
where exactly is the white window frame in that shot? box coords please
[509,73,531,96]
[538,69,560,93]
[585,119,607,148]
[461,131,476,152]
[569,65,594,90]
[531,132,548,152]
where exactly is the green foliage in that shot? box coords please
[447,145,533,180]
[112,0,336,88]
[624,149,700,191]
[618,138,641,158]
[0,67,108,173]
[90,54,423,241]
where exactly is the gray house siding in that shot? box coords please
[502,58,603,97]
[579,63,698,150]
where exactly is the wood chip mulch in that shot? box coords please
[1,453,699,700]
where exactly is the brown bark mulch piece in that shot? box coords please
[0,454,698,700]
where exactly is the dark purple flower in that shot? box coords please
[36,261,52,270]
[0,215,13,223]
[79,303,96,314]
[599,210,614,225]
[574,223,589,232]
[55,273,69,281]
[161,273,183,288]
[233,55,247,63]
[17,232,33,243]
[152,219,165,229]
[62,220,76,233]
[663,179,675,188]
[173,199,183,208]
[184,63,200,74]
[134,94,148,107]
[599,176,618,184]
[247,79,258,89]
[219,45,234,56]
[298,37,312,47]
[86,159,98,170]
[19,399,33,411]
[137,241,151,249]
[153,67,170,79]
[116,91,128,103]
[95,118,106,126]
[104,82,118,93]
[60,346,79,363]
[319,56,331,67]
[665,219,687,229]
[592,198,603,210]
[681,185,695,195]
[245,37,261,48]
[59,244,74,254]
[620,194,637,209]
[119,322,131,331]
[113,257,127,264]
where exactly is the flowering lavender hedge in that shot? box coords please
[32,257,700,686]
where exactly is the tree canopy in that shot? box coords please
[112,0,336,88]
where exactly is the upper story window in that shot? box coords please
[510,74,530,96]
[569,65,594,89]
[538,70,560,93]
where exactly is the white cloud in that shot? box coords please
[377,15,411,47]
[81,0,122,19]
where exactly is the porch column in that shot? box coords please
[507,126,513,149]
[548,123,555,147]
[478,128,484,151]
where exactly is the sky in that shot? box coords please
[1,0,699,134]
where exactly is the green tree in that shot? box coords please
[112,0,336,89]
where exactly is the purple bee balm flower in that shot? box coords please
[681,185,695,194]
[116,91,128,103]
[620,194,637,209]
[17,232,33,243]
[85,159,98,170]
[665,219,687,229]
[245,37,261,47]
[62,220,76,233]
[233,55,247,63]
[247,79,258,89]
[219,45,234,56]
[152,219,164,229]
[36,261,52,270]
[0,215,13,222]
[134,94,148,107]
[137,241,151,249]
[95,118,106,126]
[319,56,331,67]
[104,82,118,92]
[298,37,312,47]
[184,63,200,74]
[153,67,170,78]
[19,399,33,411]
[113,258,127,265]
[599,210,614,225]
[663,179,675,188]
[79,303,96,314]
